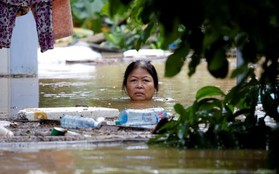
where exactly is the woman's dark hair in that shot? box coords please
[122,60,159,91]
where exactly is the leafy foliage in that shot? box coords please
[149,72,273,149]
[70,0,108,33]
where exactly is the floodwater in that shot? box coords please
[0,56,275,173]
[0,143,273,174]
[38,58,236,115]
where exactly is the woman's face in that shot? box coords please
[126,67,156,101]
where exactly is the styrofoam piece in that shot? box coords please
[0,126,14,137]
[17,107,119,121]
[0,120,12,127]
[123,49,172,58]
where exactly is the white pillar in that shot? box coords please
[10,11,38,75]
[0,11,39,118]
[0,49,9,117]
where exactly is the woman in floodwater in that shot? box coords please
[122,60,168,132]
[122,60,159,102]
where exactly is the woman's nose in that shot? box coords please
[136,81,143,88]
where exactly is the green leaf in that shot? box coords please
[196,86,225,100]
[174,103,185,115]
[188,53,201,77]
[230,63,248,79]
[108,0,125,17]
[197,98,222,111]
[135,22,155,50]
[178,124,186,140]
[207,50,229,78]
[165,43,189,77]
[141,22,155,42]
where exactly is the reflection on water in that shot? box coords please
[39,59,236,115]
[0,143,273,174]
[0,77,39,117]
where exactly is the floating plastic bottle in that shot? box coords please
[115,107,168,126]
[60,115,103,129]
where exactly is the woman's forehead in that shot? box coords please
[129,68,152,77]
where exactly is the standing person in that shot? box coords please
[122,60,159,101]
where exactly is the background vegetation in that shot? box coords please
[70,0,279,170]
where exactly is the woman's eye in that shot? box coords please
[129,79,137,82]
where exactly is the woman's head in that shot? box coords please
[122,60,159,101]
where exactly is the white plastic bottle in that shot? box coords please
[60,115,102,129]
[115,107,168,126]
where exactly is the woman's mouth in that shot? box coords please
[134,92,144,96]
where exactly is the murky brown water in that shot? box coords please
[39,58,236,115]
[0,143,273,174]
[1,57,275,173]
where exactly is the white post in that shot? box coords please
[0,11,39,118]
[10,11,38,75]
